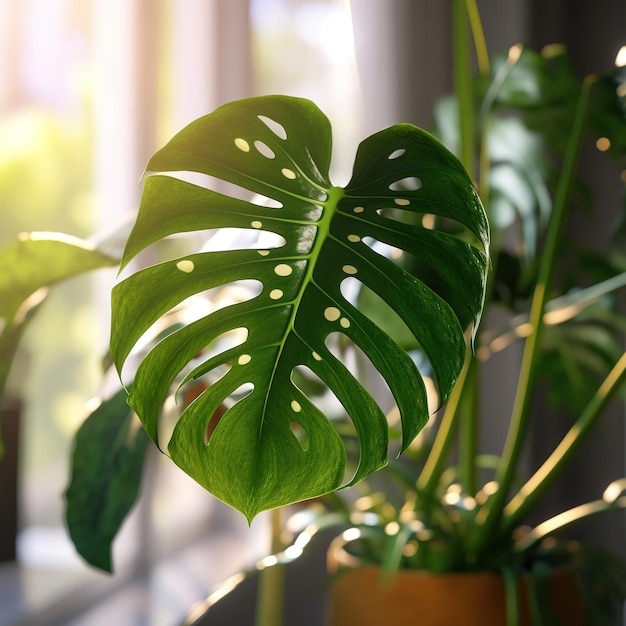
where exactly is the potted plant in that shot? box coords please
[321,11,626,626]
[65,3,626,625]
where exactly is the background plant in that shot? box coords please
[0,232,117,453]
[314,4,626,622]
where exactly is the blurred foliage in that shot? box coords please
[0,104,105,501]
[432,44,626,416]
[0,107,94,244]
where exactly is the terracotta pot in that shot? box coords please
[327,539,586,626]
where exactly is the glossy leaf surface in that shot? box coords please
[111,96,489,521]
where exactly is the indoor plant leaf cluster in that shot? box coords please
[314,12,626,625]
[109,95,489,522]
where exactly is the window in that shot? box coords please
[0,1,364,624]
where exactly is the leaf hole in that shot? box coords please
[324,333,361,389]
[339,276,361,306]
[202,229,286,253]
[254,140,276,159]
[204,398,229,444]
[162,172,283,208]
[179,327,249,388]
[389,177,421,191]
[258,115,288,140]
[324,332,398,456]
[251,194,283,208]
[292,365,345,420]
[159,360,234,447]
[209,282,263,312]
[374,207,424,230]
[353,285,419,355]
[388,148,406,160]
[203,382,254,445]
[290,421,309,451]
[362,236,405,261]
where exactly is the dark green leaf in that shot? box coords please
[65,388,148,572]
[111,95,489,521]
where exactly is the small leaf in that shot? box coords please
[0,232,118,322]
[0,233,118,452]
[65,388,148,572]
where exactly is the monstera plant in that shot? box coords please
[109,95,489,522]
[63,2,626,624]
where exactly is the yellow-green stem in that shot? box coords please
[464,0,490,76]
[452,0,492,498]
[470,75,598,558]
[417,353,471,496]
[458,358,478,495]
[453,0,475,175]
[255,508,285,626]
[503,351,626,532]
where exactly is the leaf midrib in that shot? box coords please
[248,185,344,500]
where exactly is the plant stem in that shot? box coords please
[503,351,626,532]
[417,353,471,497]
[453,0,495,499]
[471,74,598,557]
[450,0,483,501]
[464,0,490,76]
[458,358,478,495]
[514,495,626,555]
[501,566,521,626]
[255,508,285,626]
[453,0,475,175]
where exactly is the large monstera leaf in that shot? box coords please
[111,95,489,521]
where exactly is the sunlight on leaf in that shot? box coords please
[110,95,489,521]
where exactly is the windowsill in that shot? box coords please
[1,519,269,626]
[0,560,111,626]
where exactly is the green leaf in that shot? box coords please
[0,233,118,453]
[0,232,118,323]
[435,46,581,263]
[65,388,149,572]
[110,95,489,521]
[539,308,626,413]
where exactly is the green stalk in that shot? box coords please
[471,75,599,557]
[416,0,477,502]
[451,0,480,498]
[514,495,626,555]
[501,566,521,626]
[453,0,475,175]
[453,1,496,499]
[417,353,471,497]
[503,351,626,532]
[464,0,492,209]
[458,358,478,495]
[464,0,490,76]
[255,508,285,626]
